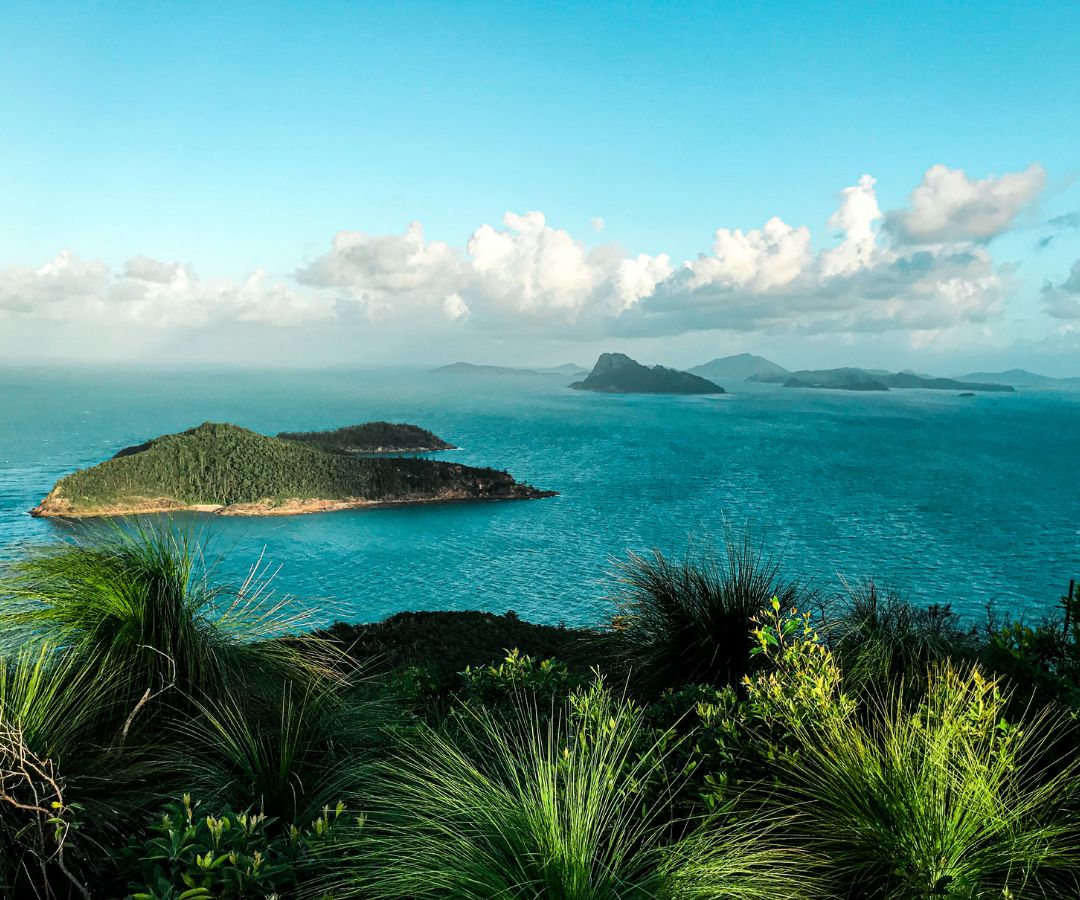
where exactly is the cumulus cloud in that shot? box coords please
[1042,260,1080,319]
[0,250,328,327]
[590,216,605,232]
[885,163,1045,244]
[2,162,1052,352]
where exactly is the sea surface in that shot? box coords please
[1,366,1077,628]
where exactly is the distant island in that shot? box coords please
[31,422,554,518]
[432,362,588,377]
[279,422,455,453]
[958,369,1080,390]
[689,353,789,382]
[570,353,725,395]
[748,367,1015,393]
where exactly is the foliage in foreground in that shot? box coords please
[748,601,1080,899]
[1,524,1079,898]
[611,538,813,692]
[350,680,808,899]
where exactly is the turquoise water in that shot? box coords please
[1,366,1077,627]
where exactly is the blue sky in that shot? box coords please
[2,1,1079,372]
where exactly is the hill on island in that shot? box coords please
[689,353,788,381]
[959,369,1080,390]
[32,422,553,518]
[432,362,588,377]
[749,367,1015,393]
[278,422,455,452]
[570,353,725,395]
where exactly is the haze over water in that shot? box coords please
[1,366,1077,628]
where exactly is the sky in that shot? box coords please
[2,0,1079,374]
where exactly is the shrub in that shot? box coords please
[0,722,89,899]
[121,794,361,899]
[0,523,339,722]
[825,579,976,691]
[758,651,1080,896]
[175,672,381,824]
[611,539,813,693]
[345,681,808,899]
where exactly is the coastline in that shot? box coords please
[30,486,557,519]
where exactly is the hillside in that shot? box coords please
[960,369,1080,390]
[31,422,553,518]
[570,353,725,395]
[278,422,455,452]
[690,353,788,381]
[431,362,586,377]
[750,367,1015,393]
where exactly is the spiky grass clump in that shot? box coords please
[0,522,336,717]
[176,669,384,824]
[347,682,808,900]
[612,539,812,691]
[826,579,974,690]
[779,663,1080,898]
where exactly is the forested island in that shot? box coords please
[278,421,455,453]
[30,422,553,518]
[571,352,726,394]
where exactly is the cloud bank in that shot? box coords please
[0,164,1053,352]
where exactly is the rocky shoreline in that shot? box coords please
[30,484,556,519]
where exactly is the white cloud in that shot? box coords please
[0,250,328,328]
[1,163,1054,355]
[443,292,470,320]
[1042,260,1080,319]
[885,163,1045,244]
[590,216,605,233]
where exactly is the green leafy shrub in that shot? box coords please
[456,648,585,709]
[983,580,1080,707]
[611,539,813,694]
[752,609,1080,898]
[122,794,360,899]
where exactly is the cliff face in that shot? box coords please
[31,422,555,518]
[571,353,726,395]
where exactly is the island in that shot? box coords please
[30,422,555,518]
[749,367,1015,393]
[689,353,788,382]
[278,422,455,453]
[432,362,588,377]
[570,353,725,395]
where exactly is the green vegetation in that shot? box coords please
[34,422,548,515]
[278,421,455,452]
[1,526,1079,897]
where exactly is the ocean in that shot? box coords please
[1,366,1077,628]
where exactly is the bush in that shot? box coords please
[611,539,813,693]
[345,680,807,899]
[750,607,1080,899]
[121,794,361,899]
[825,579,976,691]
[0,523,339,723]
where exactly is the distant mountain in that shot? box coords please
[959,369,1080,390]
[570,353,725,395]
[689,353,788,381]
[750,368,1015,393]
[431,362,585,377]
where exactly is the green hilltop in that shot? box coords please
[278,421,455,452]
